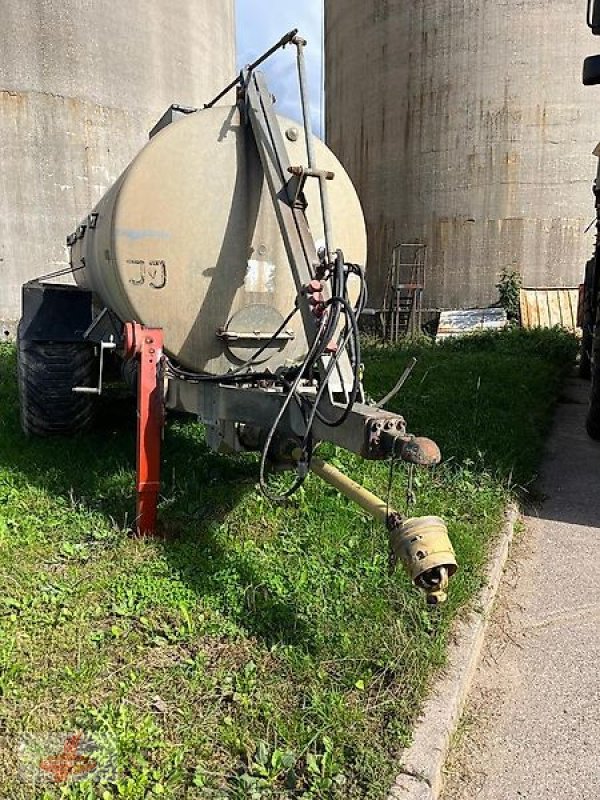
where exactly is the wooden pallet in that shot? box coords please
[519,288,580,332]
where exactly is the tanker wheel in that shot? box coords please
[586,304,600,440]
[579,257,595,379]
[17,327,96,437]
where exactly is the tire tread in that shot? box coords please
[17,328,95,437]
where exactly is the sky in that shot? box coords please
[235,0,324,136]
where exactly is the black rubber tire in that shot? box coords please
[586,302,600,440]
[580,329,593,380]
[579,258,595,379]
[17,328,96,436]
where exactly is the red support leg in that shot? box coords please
[124,322,164,536]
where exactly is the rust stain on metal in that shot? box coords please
[0,89,26,108]
[401,436,442,468]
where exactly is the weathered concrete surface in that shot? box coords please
[388,508,517,800]
[325,1,597,309]
[0,0,235,335]
[443,377,600,800]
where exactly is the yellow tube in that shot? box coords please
[308,455,390,524]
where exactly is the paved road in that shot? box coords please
[443,377,600,800]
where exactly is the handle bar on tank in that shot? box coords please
[203,28,299,109]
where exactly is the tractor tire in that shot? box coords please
[17,328,96,437]
[580,326,593,379]
[586,304,600,440]
[579,257,595,379]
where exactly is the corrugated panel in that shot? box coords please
[519,288,579,332]
[437,308,508,340]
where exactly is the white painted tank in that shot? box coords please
[71,106,367,374]
[325,0,598,309]
[0,0,235,337]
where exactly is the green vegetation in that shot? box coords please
[0,328,576,799]
[495,269,523,322]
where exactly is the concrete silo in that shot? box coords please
[0,0,235,336]
[325,0,598,310]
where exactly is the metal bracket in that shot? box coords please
[83,307,124,345]
[365,416,407,459]
[287,166,335,206]
[217,329,295,343]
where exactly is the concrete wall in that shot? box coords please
[325,0,599,309]
[0,0,235,335]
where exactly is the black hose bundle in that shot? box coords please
[163,252,367,505]
[258,251,367,502]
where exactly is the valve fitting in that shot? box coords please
[388,515,458,605]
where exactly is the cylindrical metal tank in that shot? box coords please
[325,0,598,309]
[0,0,235,338]
[71,107,367,374]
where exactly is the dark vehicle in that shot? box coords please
[581,1,600,437]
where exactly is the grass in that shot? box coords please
[0,327,576,799]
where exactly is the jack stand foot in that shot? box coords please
[124,322,164,536]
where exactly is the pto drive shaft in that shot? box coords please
[308,456,458,605]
